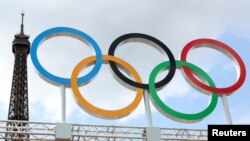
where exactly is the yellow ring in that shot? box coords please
[71,55,143,118]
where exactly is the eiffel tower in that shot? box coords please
[6,13,30,141]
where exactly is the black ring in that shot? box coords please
[108,33,176,89]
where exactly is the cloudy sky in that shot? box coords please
[0,0,250,129]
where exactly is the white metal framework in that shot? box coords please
[0,120,207,140]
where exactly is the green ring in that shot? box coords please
[149,60,218,122]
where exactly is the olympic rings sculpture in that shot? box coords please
[30,27,246,122]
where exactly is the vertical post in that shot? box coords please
[221,95,233,124]
[60,85,66,122]
[144,90,153,126]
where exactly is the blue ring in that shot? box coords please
[30,27,102,86]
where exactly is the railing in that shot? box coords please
[0,120,207,140]
[161,128,207,141]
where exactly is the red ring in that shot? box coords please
[180,38,246,94]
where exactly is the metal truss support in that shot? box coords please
[0,120,207,141]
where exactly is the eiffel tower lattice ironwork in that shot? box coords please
[5,13,30,141]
